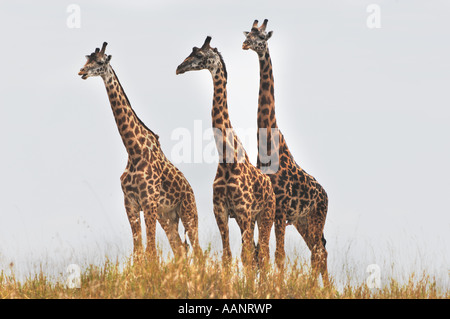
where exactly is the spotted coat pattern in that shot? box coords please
[244,20,329,282]
[79,43,200,258]
[177,37,275,266]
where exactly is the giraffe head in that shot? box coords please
[176,36,227,78]
[242,19,273,54]
[78,42,112,80]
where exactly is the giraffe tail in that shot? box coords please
[183,228,190,253]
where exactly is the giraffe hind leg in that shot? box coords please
[179,192,201,257]
[158,208,185,259]
[294,206,329,285]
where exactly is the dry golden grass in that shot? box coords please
[0,249,447,299]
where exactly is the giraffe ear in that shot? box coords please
[106,55,112,62]
[266,31,273,40]
[243,31,249,37]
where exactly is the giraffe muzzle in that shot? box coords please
[78,70,88,80]
[242,43,250,50]
[176,64,188,75]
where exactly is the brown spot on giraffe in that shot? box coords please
[176,36,275,268]
[78,42,200,259]
[243,20,329,284]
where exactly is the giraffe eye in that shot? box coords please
[258,35,265,40]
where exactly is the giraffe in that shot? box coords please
[176,36,275,267]
[78,42,200,259]
[243,20,329,283]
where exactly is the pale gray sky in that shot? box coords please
[0,0,449,287]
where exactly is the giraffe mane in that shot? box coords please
[215,50,228,80]
[111,68,159,140]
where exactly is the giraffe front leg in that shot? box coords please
[257,197,275,270]
[124,196,142,255]
[142,201,158,258]
[213,199,231,265]
[274,206,286,270]
[235,208,254,268]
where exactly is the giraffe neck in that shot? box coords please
[211,67,248,164]
[101,66,154,160]
[256,49,288,171]
[257,49,277,129]
[211,68,231,131]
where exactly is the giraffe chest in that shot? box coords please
[120,169,147,196]
[214,164,268,216]
[120,165,158,198]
